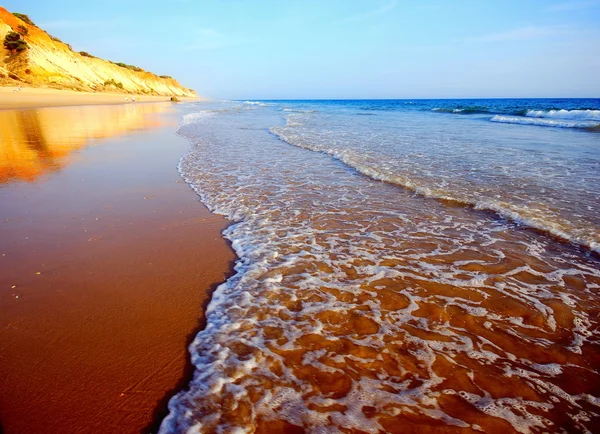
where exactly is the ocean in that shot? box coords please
[160,99,600,433]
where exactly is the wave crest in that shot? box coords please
[526,109,600,121]
[490,115,600,129]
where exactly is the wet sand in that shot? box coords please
[0,86,198,110]
[0,103,235,433]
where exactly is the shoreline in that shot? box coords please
[0,103,235,433]
[144,241,236,434]
[0,86,199,110]
[143,269,233,433]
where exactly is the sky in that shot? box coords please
[4,0,600,99]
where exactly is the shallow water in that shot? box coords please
[161,100,600,433]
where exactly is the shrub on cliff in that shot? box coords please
[12,13,35,26]
[79,51,95,58]
[17,25,28,36]
[103,78,124,89]
[3,31,28,53]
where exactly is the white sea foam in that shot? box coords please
[241,101,273,107]
[526,109,600,121]
[179,111,215,126]
[160,102,600,433]
[490,115,599,129]
[272,116,600,253]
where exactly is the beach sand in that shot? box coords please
[0,102,234,433]
[0,86,198,110]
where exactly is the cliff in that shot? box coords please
[0,8,196,97]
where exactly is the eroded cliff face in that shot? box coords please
[0,8,196,97]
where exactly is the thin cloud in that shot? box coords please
[39,20,99,29]
[39,19,118,29]
[472,25,571,42]
[547,0,600,12]
[76,36,139,55]
[336,0,397,24]
[182,28,238,51]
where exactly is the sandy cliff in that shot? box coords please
[0,8,196,97]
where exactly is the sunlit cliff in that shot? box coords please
[0,8,196,97]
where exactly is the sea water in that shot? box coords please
[160,99,600,433]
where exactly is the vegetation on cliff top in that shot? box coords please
[12,12,35,26]
[48,34,72,50]
[111,61,144,72]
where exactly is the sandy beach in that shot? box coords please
[0,101,234,433]
[0,86,198,110]
[2,1,597,432]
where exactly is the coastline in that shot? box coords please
[0,102,235,433]
[0,86,199,110]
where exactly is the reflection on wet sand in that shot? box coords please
[0,103,170,183]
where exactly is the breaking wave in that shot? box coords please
[490,115,600,129]
[526,109,600,121]
[272,111,600,252]
[431,105,600,129]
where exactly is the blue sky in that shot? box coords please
[5,0,600,99]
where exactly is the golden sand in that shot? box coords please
[0,86,198,110]
[0,103,234,433]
